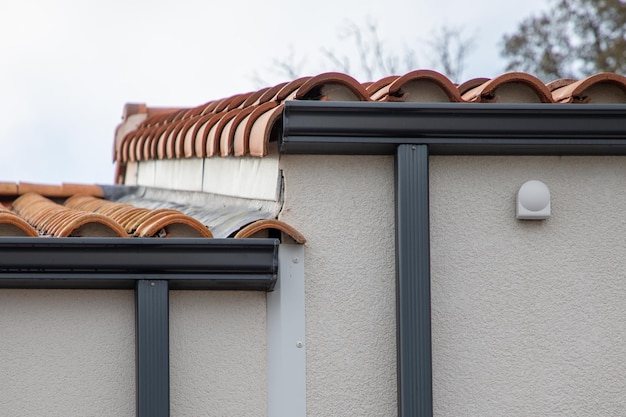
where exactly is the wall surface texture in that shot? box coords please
[0,290,135,416]
[279,155,397,417]
[170,291,267,417]
[430,156,626,417]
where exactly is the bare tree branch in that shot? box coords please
[252,18,476,85]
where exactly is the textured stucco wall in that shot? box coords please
[169,291,267,416]
[279,155,397,416]
[430,156,626,417]
[0,290,135,417]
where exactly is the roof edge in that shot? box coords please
[281,101,626,155]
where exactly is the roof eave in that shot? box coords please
[0,237,278,290]
[281,101,626,155]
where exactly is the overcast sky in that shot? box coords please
[0,0,549,185]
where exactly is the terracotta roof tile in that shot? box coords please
[461,72,553,103]
[0,183,304,241]
[457,77,490,96]
[0,182,19,196]
[64,194,213,238]
[241,87,271,108]
[386,69,462,102]
[365,75,400,101]
[258,81,289,103]
[12,193,128,237]
[234,219,306,244]
[275,77,312,101]
[0,182,104,199]
[295,72,369,101]
[249,102,283,157]
[545,78,577,92]
[218,108,244,157]
[551,73,626,104]
[231,105,258,157]
[0,206,38,237]
[113,69,625,169]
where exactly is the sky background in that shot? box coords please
[0,0,550,185]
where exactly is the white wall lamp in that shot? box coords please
[517,180,551,220]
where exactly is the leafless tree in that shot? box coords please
[252,19,475,86]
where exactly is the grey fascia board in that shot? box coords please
[282,101,626,155]
[0,238,278,290]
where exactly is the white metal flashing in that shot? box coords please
[132,143,281,202]
[202,144,280,201]
[267,244,306,417]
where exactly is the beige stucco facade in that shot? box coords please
[0,290,135,416]
[279,155,397,416]
[430,156,626,416]
[3,154,626,416]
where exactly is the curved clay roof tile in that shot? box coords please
[295,72,369,101]
[173,118,196,159]
[188,113,217,158]
[0,209,38,237]
[203,113,229,158]
[241,87,271,108]
[461,72,553,103]
[226,92,254,111]
[234,101,279,158]
[190,113,223,158]
[546,78,576,92]
[457,77,490,96]
[166,108,188,124]
[234,219,306,244]
[228,106,257,157]
[12,193,128,237]
[551,73,626,103]
[55,213,129,237]
[365,75,400,101]
[218,108,244,157]
[149,124,170,160]
[164,120,188,159]
[134,213,213,238]
[135,127,158,161]
[387,70,462,102]
[182,117,202,158]
[212,96,238,114]
[276,77,313,101]
[249,102,283,157]
[119,128,143,162]
[199,100,220,116]
[258,81,289,103]
[364,75,400,94]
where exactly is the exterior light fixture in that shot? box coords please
[517,180,550,220]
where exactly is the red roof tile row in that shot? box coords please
[0,183,305,241]
[114,70,626,165]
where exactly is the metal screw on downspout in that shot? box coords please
[296,341,303,348]
[292,257,299,264]
[411,146,416,150]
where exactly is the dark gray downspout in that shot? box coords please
[136,280,169,417]
[396,145,432,417]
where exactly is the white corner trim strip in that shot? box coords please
[267,244,306,417]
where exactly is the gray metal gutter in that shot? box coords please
[0,238,278,290]
[282,101,626,155]
[281,100,626,417]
